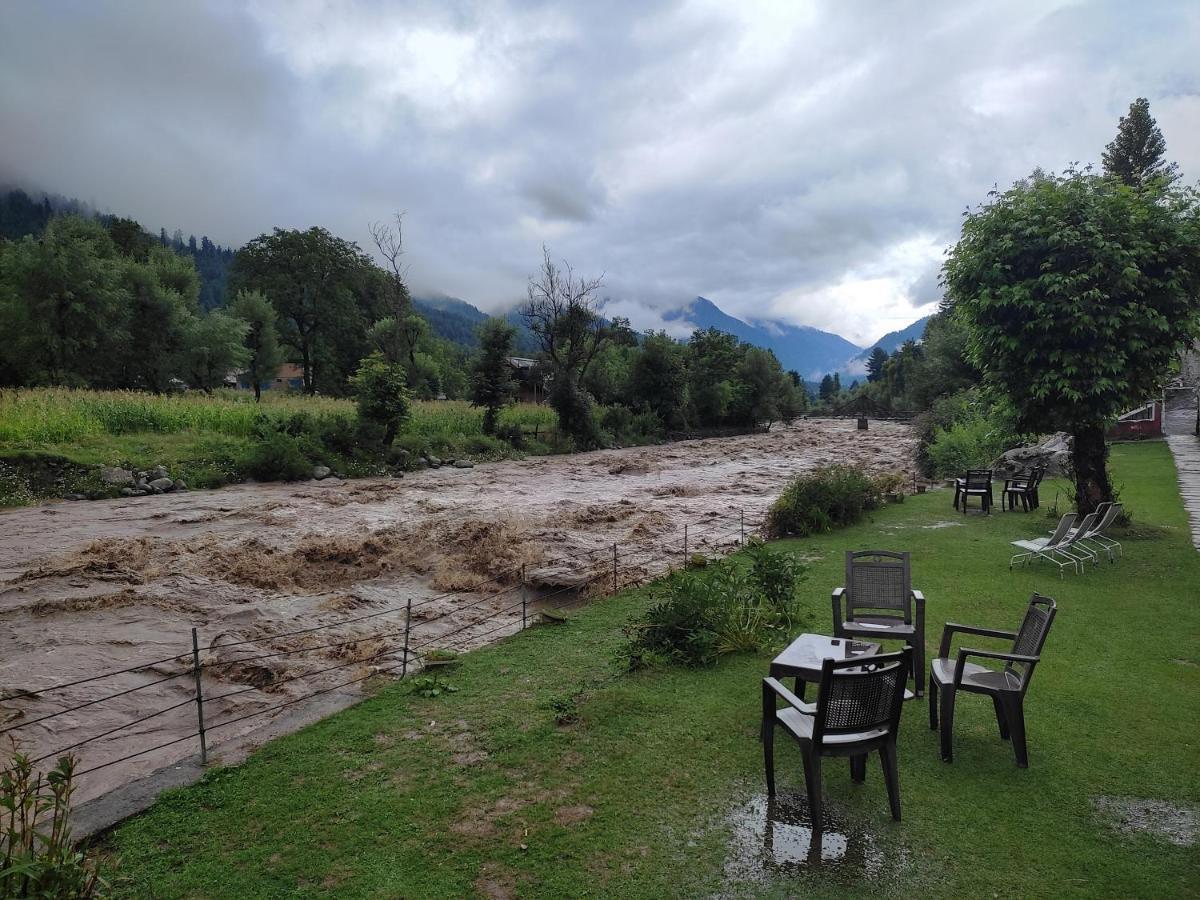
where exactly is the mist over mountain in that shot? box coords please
[856,315,932,359]
[662,297,863,379]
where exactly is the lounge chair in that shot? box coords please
[928,594,1057,768]
[1074,503,1123,563]
[1010,513,1089,577]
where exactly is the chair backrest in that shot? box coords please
[1030,467,1046,488]
[1007,593,1056,690]
[1091,503,1121,534]
[812,648,910,747]
[965,469,992,489]
[1046,513,1076,547]
[1062,512,1098,547]
[844,550,911,623]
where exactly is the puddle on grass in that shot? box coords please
[721,790,905,890]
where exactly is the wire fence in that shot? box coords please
[0,506,767,789]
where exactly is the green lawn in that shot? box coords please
[102,442,1200,898]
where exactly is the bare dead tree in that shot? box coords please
[368,212,408,283]
[368,212,422,369]
[521,245,607,379]
[520,246,608,445]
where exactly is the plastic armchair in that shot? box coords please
[763,648,910,827]
[831,550,926,696]
[928,594,1057,768]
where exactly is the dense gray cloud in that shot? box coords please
[2,0,1197,345]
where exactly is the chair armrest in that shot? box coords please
[763,677,817,715]
[911,589,925,637]
[953,647,1040,685]
[938,622,1018,657]
[832,587,846,633]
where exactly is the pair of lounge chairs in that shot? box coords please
[762,550,1057,826]
[1009,503,1124,576]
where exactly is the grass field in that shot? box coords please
[100,441,1200,898]
[0,389,558,504]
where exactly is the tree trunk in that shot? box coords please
[1071,423,1113,514]
[253,380,261,402]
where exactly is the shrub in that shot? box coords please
[495,422,524,449]
[350,352,411,446]
[621,546,808,670]
[925,405,1018,478]
[244,430,313,482]
[1,752,107,897]
[764,465,881,538]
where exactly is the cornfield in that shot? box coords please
[0,388,556,444]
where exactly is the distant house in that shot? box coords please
[508,357,546,404]
[236,363,305,393]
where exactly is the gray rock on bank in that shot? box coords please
[99,466,134,486]
[992,432,1072,477]
[312,465,332,480]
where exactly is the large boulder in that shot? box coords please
[147,476,175,493]
[98,466,134,486]
[992,432,1073,477]
[312,465,332,480]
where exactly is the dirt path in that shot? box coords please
[0,419,915,802]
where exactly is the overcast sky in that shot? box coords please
[2,1,1198,345]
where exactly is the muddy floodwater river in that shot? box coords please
[0,418,915,802]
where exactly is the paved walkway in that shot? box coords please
[1164,388,1200,550]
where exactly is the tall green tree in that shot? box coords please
[119,245,200,391]
[229,289,283,401]
[686,328,740,424]
[0,216,128,386]
[469,317,517,434]
[865,347,889,382]
[1102,97,1179,189]
[184,310,250,393]
[818,374,836,403]
[229,227,380,394]
[628,331,687,429]
[944,167,1200,512]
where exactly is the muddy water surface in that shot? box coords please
[0,419,915,801]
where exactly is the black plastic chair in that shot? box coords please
[1002,467,1044,511]
[928,594,1056,768]
[832,550,926,696]
[763,648,910,825]
[954,469,994,514]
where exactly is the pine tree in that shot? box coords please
[1102,98,1179,188]
[470,318,517,434]
[865,346,889,382]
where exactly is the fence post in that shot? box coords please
[401,598,412,677]
[612,544,618,594]
[683,524,689,567]
[521,564,527,630]
[740,509,745,545]
[190,627,207,766]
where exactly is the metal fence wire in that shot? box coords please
[0,507,766,787]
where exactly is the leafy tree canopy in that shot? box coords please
[944,166,1200,509]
